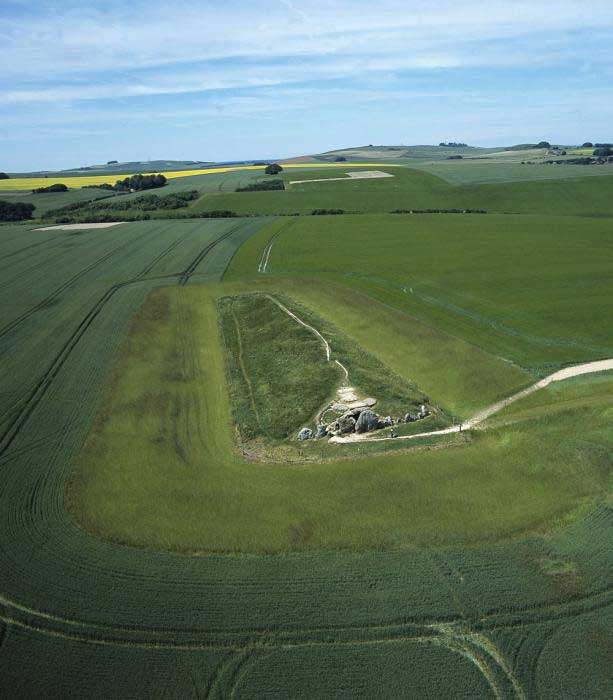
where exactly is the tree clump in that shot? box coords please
[593,146,613,157]
[0,200,35,221]
[32,183,68,193]
[0,172,9,180]
[264,163,283,175]
[236,179,285,192]
[86,173,167,192]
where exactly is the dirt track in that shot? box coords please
[330,358,613,444]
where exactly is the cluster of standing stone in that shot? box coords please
[297,404,429,440]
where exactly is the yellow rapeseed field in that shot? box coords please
[0,163,400,191]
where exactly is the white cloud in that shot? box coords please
[2,0,613,81]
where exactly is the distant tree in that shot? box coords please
[264,163,283,175]
[334,156,347,162]
[107,160,119,164]
[439,142,468,147]
[582,142,593,148]
[0,200,35,221]
[536,141,551,148]
[0,172,9,180]
[594,146,613,157]
[32,183,68,193]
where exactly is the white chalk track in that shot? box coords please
[264,288,613,447]
[330,359,613,444]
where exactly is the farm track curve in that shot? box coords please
[0,226,155,340]
[0,234,68,267]
[0,585,610,655]
[179,222,245,285]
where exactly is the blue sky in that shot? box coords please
[1,0,613,170]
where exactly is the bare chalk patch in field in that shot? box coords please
[289,171,394,185]
[35,222,128,231]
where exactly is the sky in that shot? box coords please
[1,0,613,171]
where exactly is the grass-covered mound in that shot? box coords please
[219,293,341,440]
[67,283,611,554]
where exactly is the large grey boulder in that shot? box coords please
[315,424,328,438]
[355,409,379,433]
[404,412,417,423]
[298,427,313,440]
[419,404,429,419]
[378,416,393,429]
[326,421,340,436]
[338,415,357,434]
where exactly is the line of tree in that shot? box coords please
[0,200,35,221]
[236,179,285,192]
[439,142,468,147]
[392,208,487,214]
[593,146,613,157]
[46,190,198,219]
[86,173,167,192]
[0,172,9,180]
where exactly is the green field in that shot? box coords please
[0,186,121,214]
[0,152,612,696]
[191,166,613,216]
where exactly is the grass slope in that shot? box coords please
[228,213,613,373]
[191,166,613,216]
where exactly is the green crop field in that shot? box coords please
[0,186,122,214]
[191,166,613,216]
[0,149,611,698]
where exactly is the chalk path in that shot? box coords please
[263,288,613,446]
[330,358,613,444]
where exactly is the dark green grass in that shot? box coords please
[218,294,340,440]
[218,293,433,443]
[236,213,613,372]
[191,166,613,216]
